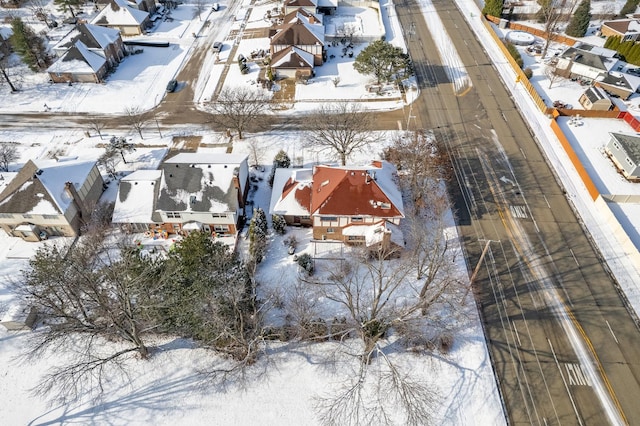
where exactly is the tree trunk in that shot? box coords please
[340,152,347,166]
[0,68,17,92]
[120,151,127,164]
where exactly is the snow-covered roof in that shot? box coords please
[341,220,404,248]
[269,168,313,216]
[112,170,162,224]
[47,40,107,74]
[92,0,149,27]
[0,159,97,215]
[54,23,121,54]
[271,46,315,69]
[271,19,324,47]
[156,153,248,215]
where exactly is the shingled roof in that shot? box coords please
[0,159,97,215]
[271,19,324,47]
[55,23,120,52]
[48,40,107,74]
[271,46,314,69]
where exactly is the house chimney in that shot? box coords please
[64,182,89,219]
[309,14,316,24]
[372,160,383,168]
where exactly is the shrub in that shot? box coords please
[505,41,524,68]
[272,214,287,234]
[296,253,314,275]
[523,68,533,79]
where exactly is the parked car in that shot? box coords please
[628,68,640,76]
[166,79,178,93]
[212,41,223,52]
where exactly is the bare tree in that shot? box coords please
[124,106,147,139]
[106,135,135,164]
[0,142,18,171]
[544,64,561,89]
[247,138,264,168]
[208,87,272,139]
[305,102,376,166]
[193,0,205,21]
[538,0,578,58]
[28,0,51,27]
[87,117,106,140]
[16,233,160,404]
[302,248,447,425]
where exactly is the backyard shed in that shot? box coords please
[579,86,612,111]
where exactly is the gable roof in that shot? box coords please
[602,19,640,36]
[92,0,149,27]
[155,153,248,216]
[269,168,313,216]
[47,40,107,74]
[0,159,97,215]
[284,0,317,7]
[271,19,324,47]
[560,46,618,72]
[310,161,404,218]
[55,23,121,53]
[271,46,315,69]
[582,86,610,103]
[282,8,322,25]
[112,170,162,223]
[598,71,640,95]
[610,132,640,164]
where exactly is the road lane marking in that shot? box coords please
[569,249,580,267]
[510,205,528,219]
[605,320,619,344]
[549,339,584,425]
[565,363,592,386]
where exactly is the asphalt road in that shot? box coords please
[394,0,640,424]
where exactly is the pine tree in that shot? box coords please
[268,149,291,187]
[353,40,412,84]
[565,0,591,38]
[10,18,48,71]
[483,0,504,18]
[605,36,621,50]
[618,0,640,18]
[249,208,268,263]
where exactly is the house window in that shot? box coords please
[42,214,59,220]
[211,213,227,218]
[625,157,635,167]
[351,217,363,223]
[379,203,391,209]
[321,216,337,223]
[0,213,12,218]
[166,212,181,219]
[613,142,620,150]
[347,235,364,241]
[326,228,335,233]
[23,214,33,219]
[301,215,310,220]
[214,225,229,233]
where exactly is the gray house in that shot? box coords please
[605,132,640,181]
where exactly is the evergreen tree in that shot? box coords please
[353,40,412,84]
[268,149,291,187]
[249,208,268,263]
[565,0,591,38]
[618,0,640,18]
[605,36,621,50]
[272,214,287,235]
[10,18,48,71]
[482,0,504,17]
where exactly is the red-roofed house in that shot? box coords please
[270,161,404,248]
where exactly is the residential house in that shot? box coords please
[270,161,405,250]
[555,44,620,82]
[600,19,640,42]
[0,159,105,241]
[112,153,249,244]
[578,86,613,110]
[53,23,126,68]
[270,16,325,67]
[270,46,315,78]
[92,0,150,36]
[596,71,640,100]
[47,40,109,83]
[605,132,640,181]
[128,0,157,14]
